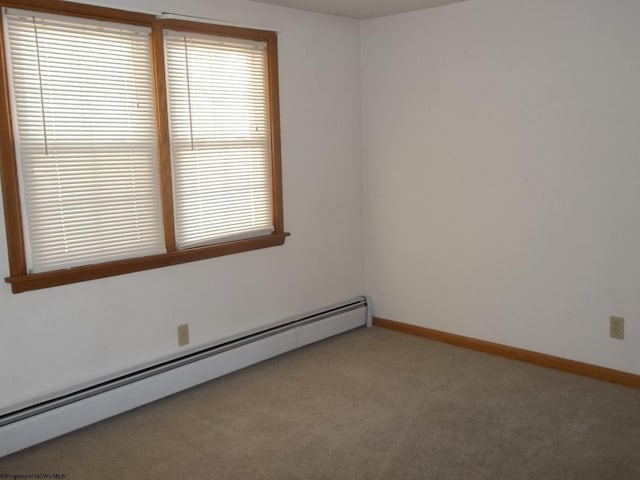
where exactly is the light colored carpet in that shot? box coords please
[1,326,639,479]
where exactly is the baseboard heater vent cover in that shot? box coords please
[0,296,371,457]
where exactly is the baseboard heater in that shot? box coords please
[0,296,372,457]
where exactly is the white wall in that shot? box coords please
[5,0,639,416]
[362,0,640,374]
[0,0,363,412]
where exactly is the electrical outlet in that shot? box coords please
[177,324,189,346]
[610,316,624,340]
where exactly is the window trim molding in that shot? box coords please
[0,0,287,293]
[5,233,289,293]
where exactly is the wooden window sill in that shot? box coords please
[5,232,290,294]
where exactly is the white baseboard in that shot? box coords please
[0,298,369,457]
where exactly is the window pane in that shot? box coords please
[164,30,273,249]
[4,9,165,272]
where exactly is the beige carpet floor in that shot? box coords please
[1,326,639,479]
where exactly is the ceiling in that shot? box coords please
[250,0,470,20]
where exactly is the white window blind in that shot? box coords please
[164,30,273,249]
[3,9,165,273]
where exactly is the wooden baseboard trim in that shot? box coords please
[373,317,640,389]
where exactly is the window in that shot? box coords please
[4,10,164,273]
[0,1,286,293]
[164,29,273,248]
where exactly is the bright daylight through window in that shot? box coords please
[0,0,286,293]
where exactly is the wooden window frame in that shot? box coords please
[0,0,288,294]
